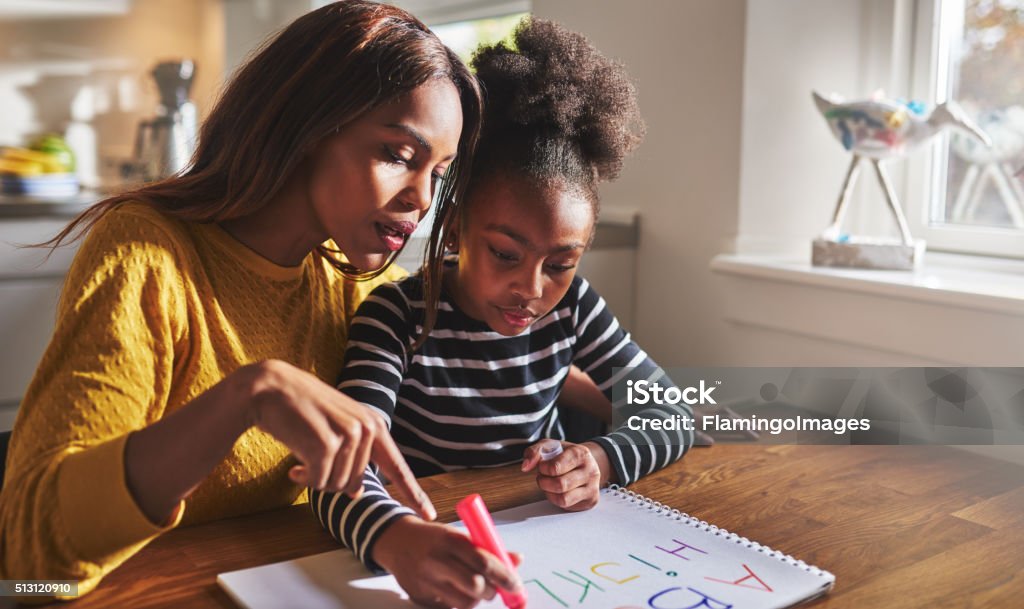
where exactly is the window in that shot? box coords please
[431,13,529,63]
[908,0,1024,258]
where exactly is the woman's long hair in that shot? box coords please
[43,0,481,346]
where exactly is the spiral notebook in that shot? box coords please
[218,485,835,609]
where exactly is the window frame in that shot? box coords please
[903,0,1024,259]
[388,0,529,27]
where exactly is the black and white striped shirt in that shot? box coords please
[310,266,692,570]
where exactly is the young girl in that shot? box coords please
[310,18,692,608]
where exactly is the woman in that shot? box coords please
[0,1,481,597]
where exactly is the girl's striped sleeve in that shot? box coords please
[310,282,417,572]
[571,278,693,486]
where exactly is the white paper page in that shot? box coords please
[219,489,833,609]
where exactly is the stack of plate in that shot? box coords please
[0,173,80,199]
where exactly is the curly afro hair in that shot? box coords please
[468,17,644,202]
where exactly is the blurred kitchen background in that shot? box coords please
[0,1,1021,465]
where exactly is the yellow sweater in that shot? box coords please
[0,202,405,597]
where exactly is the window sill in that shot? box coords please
[709,251,1024,364]
[711,251,1024,317]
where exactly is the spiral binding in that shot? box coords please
[605,484,834,581]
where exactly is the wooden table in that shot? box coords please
[55,444,1024,608]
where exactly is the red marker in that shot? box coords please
[455,494,527,609]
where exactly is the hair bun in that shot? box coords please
[472,17,644,182]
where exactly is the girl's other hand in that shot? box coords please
[240,359,435,520]
[522,440,610,511]
[373,517,524,609]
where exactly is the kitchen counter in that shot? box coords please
[0,191,102,218]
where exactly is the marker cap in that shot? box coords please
[538,440,564,462]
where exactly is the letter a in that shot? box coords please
[705,563,773,592]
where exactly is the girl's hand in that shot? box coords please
[521,440,611,511]
[241,359,435,520]
[373,517,524,609]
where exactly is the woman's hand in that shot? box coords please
[124,359,434,527]
[521,440,612,511]
[242,360,434,518]
[373,517,524,609]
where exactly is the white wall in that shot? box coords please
[531,0,748,367]
[223,0,315,80]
